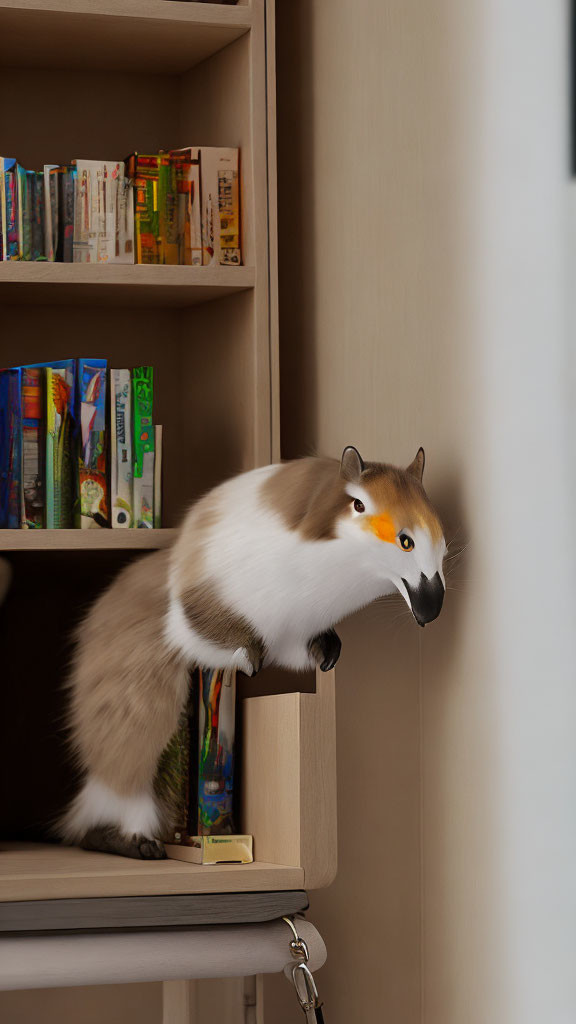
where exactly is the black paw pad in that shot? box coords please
[308,629,342,672]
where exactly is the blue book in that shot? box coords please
[0,367,22,528]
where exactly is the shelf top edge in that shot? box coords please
[0,264,256,285]
[0,0,253,30]
[0,528,178,551]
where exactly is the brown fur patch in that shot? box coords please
[180,582,265,671]
[362,463,443,541]
[262,457,350,540]
[65,549,191,797]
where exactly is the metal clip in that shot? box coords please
[292,961,320,1011]
[282,916,325,1022]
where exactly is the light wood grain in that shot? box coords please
[0,264,255,308]
[162,980,196,1024]
[0,529,177,550]
[242,671,337,890]
[0,843,304,902]
[0,0,251,73]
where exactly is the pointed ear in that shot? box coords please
[340,445,365,483]
[406,447,425,482]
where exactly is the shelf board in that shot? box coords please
[0,1,252,73]
[0,528,177,551]
[0,263,255,308]
[0,843,304,902]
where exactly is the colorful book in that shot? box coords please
[169,148,202,266]
[197,147,241,266]
[126,154,160,264]
[77,358,107,528]
[73,160,133,264]
[43,165,59,261]
[126,153,179,265]
[158,668,238,844]
[1,158,19,261]
[0,368,22,528]
[132,366,154,528]
[154,424,162,528]
[45,360,76,528]
[16,165,31,261]
[56,167,76,263]
[110,368,133,528]
[20,366,45,528]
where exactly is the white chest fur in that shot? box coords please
[167,466,392,671]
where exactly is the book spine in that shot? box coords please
[45,367,56,528]
[110,368,133,528]
[196,667,237,836]
[21,367,44,528]
[31,172,45,261]
[77,358,108,528]
[132,366,154,528]
[130,156,160,264]
[57,169,76,263]
[0,368,22,528]
[199,148,241,266]
[153,424,162,528]
[3,159,19,260]
[116,176,135,264]
[43,166,59,262]
[46,363,75,528]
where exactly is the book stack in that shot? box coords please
[1,147,240,266]
[0,159,133,263]
[127,147,241,266]
[0,361,162,530]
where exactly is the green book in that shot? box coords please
[132,366,154,528]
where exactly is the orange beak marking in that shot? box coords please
[369,513,396,544]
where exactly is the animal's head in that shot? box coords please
[339,445,446,626]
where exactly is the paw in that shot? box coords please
[308,629,342,672]
[136,836,166,860]
[81,825,166,860]
[233,643,264,677]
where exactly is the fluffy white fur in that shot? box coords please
[60,777,160,842]
[167,464,446,672]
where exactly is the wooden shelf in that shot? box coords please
[0,529,177,550]
[0,263,256,308]
[0,0,252,73]
[0,843,304,902]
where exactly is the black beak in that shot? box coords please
[401,572,445,627]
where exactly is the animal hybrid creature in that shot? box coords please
[59,446,446,859]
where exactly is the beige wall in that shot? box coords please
[269,1,475,1018]
[269,1,576,1023]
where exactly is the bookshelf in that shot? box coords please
[0,0,335,915]
[0,263,256,308]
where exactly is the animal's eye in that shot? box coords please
[353,498,365,513]
[398,533,414,551]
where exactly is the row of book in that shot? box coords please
[0,147,240,267]
[0,360,161,530]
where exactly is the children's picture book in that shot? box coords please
[169,148,202,266]
[154,424,162,529]
[110,368,133,528]
[45,360,76,528]
[43,164,59,261]
[73,160,134,264]
[0,368,22,528]
[197,147,241,266]
[159,667,238,844]
[20,366,45,528]
[56,167,76,263]
[1,158,19,261]
[77,358,107,528]
[132,366,154,528]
